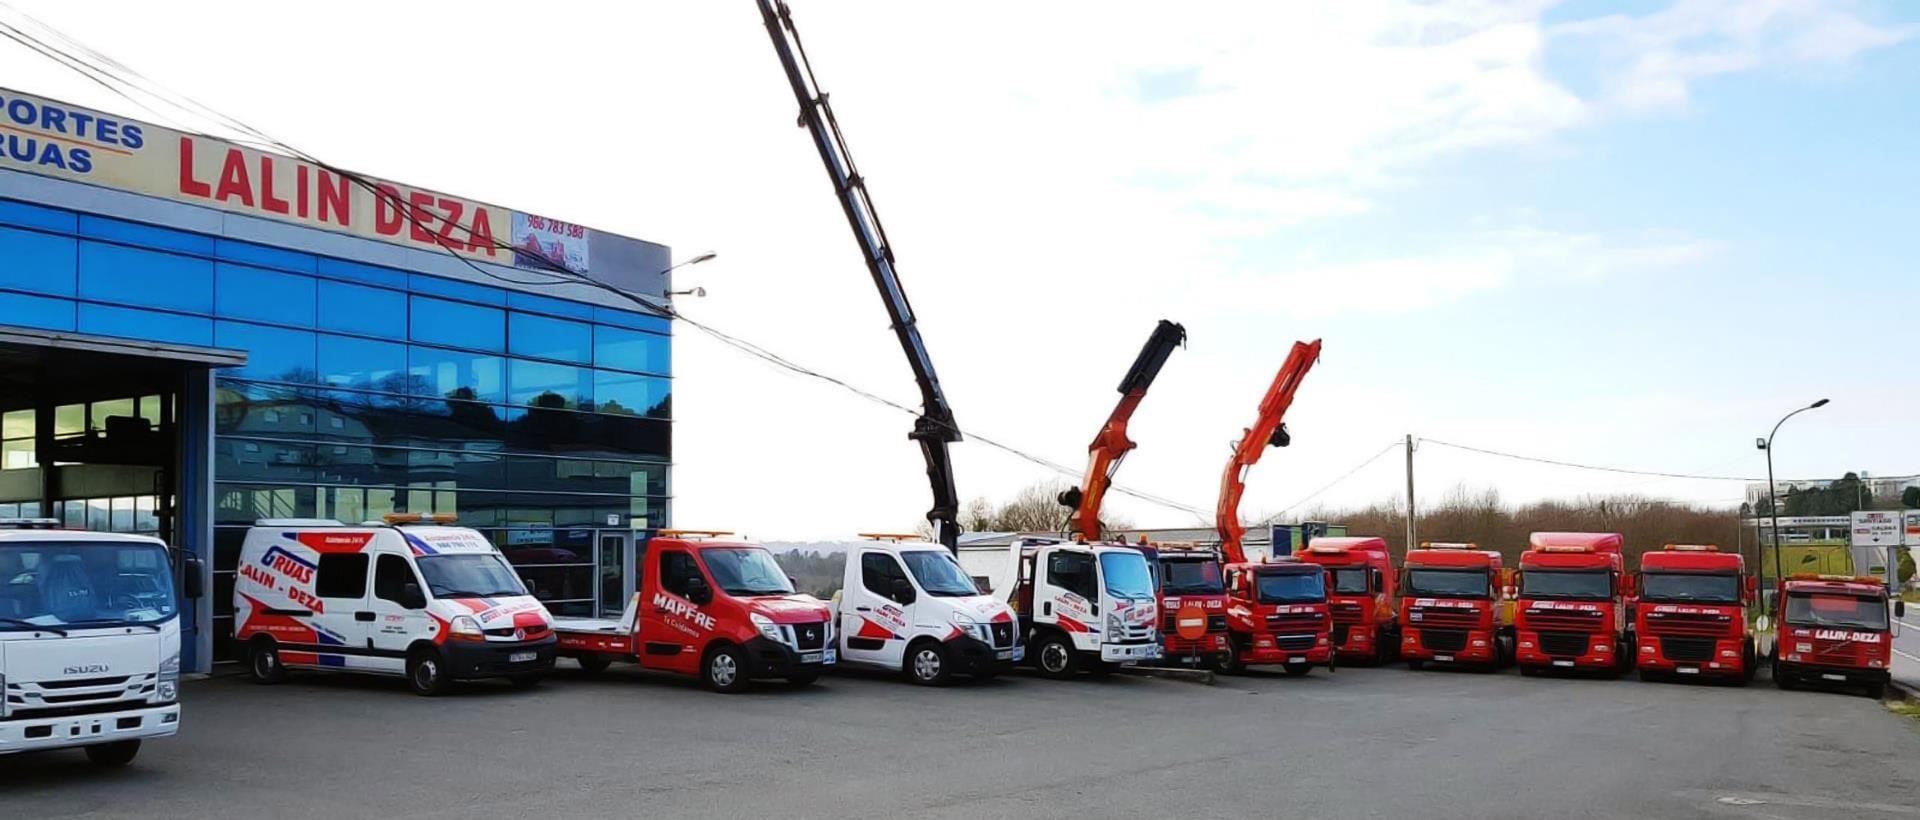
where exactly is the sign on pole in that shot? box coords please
[1851,511,1901,547]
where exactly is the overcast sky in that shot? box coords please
[4,1,1916,539]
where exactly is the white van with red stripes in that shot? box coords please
[834,535,1022,685]
[233,515,556,695]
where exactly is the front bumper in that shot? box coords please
[1636,636,1747,678]
[1241,633,1331,666]
[1331,622,1382,658]
[742,636,838,678]
[1399,628,1498,664]
[0,703,181,756]
[949,635,1022,673]
[1100,641,1162,664]
[1162,632,1228,659]
[1776,660,1890,687]
[443,634,558,681]
[1516,631,1617,670]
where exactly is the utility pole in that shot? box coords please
[1404,434,1417,555]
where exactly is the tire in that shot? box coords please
[1740,643,1757,685]
[1283,663,1313,677]
[1032,633,1080,680]
[702,643,751,694]
[905,640,953,687]
[508,675,542,690]
[406,646,452,697]
[1772,657,1796,690]
[1214,637,1246,675]
[84,740,141,767]
[786,672,820,687]
[575,654,613,675]
[1865,682,1886,700]
[248,638,287,685]
[1406,659,1424,672]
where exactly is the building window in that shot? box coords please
[509,312,592,364]
[215,262,317,326]
[509,360,591,410]
[0,225,78,296]
[77,241,214,314]
[408,345,505,403]
[594,325,670,376]
[409,295,505,352]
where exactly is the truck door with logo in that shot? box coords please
[366,552,429,674]
[842,550,916,669]
[1039,549,1100,646]
[639,546,708,676]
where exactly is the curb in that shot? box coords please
[1120,665,1216,686]
[1888,678,1920,705]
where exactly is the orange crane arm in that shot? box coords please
[1216,339,1322,564]
[1058,320,1186,540]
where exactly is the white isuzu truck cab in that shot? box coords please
[834,535,1023,685]
[0,520,188,766]
[957,537,1160,678]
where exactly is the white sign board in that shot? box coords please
[1850,510,1901,547]
[1906,510,1920,546]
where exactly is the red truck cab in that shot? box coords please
[1769,574,1903,699]
[1299,537,1397,664]
[552,531,837,693]
[1218,558,1332,675]
[1633,544,1755,683]
[1399,542,1511,670]
[1146,544,1229,666]
[1515,532,1630,676]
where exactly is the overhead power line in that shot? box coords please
[0,9,1214,519]
[1268,440,1403,520]
[1420,437,1920,486]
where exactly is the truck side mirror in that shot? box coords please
[1371,568,1384,593]
[686,575,713,605]
[402,582,427,610]
[890,577,917,605]
[181,554,205,600]
[1897,600,1907,619]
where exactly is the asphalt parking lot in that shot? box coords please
[4,662,1916,820]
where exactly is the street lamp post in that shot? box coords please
[1757,398,1830,591]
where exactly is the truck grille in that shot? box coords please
[3,673,155,721]
[1643,610,1731,637]
[1266,612,1324,631]
[1421,628,1468,653]
[1409,605,1479,629]
[1524,608,1604,632]
[1275,634,1317,652]
[792,622,827,650]
[1539,631,1589,657]
[1811,640,1862,665]
[1659,636,1715,663]
[1330,601,1365,623]
[991,621,1016,648]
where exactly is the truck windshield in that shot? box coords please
[1784,593,1888,631]
[703,548,795,596]
[418,554,527,598]
[0,541,177,629]
[1405,568,1488,598]
[1639,572,1739,604]
[1521,569,1611,601]
[1099,551,1155,600]
[1159,558,1224,595]
[901,550,979,597]
[1330,568,1369,594]
[1255,569,1325,604]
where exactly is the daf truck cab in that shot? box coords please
[834,534,1021,685]
[0,521,191,766]
[553,531,837,693]
[1147,544,1229,665]
[1399,542,1512,670]
[1633,544,1755,683]
[957,537,1160,679]
[1299,536,1397,664]
[1217,557,1332,675]
[1514,532,1631,676]
[1769,574,1902,699]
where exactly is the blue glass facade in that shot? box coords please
[0,196,673,646]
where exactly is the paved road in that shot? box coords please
[4,662,1916,820]
[1895,612,1920,692]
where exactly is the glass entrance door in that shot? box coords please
[597,530,634,618]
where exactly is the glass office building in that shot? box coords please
[0,88,675,672]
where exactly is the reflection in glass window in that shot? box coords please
[409,295,504,351]
[216,321,318,383]
[317,280,407,338]
[594,370,669,418]
[216,262,317,326]
[78,241,214,314]
[408,346,504,403]
[594,325,670,375]
[509,312,592,364]
[0,225,78,296]
[509,360,591,410]
[79,304,212,347]
[318,334,408,392]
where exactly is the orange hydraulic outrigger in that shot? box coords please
[1057,320,1186,541]
[1215,339,1322,563]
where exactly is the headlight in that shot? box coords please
[950,611,989,642]
[450,615,485,642]
[749,612,784,643]
[157,652,180,704]
[1106,612,1123,635]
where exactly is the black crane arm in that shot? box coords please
[755,0,963,550]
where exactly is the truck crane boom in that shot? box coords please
[755,0,963,551]
[1057,320,1186,541]
[1215,339,1322,564]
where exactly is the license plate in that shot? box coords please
[995,649,1015,660]
[801,651,823,664]
[1435,654,1454,662]
[1552,660,1575,668]
[1677,667,1699,675]
[1821,673,1845,682]
[509,651,537,663]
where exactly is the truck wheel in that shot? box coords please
[248,638,287,685]
[1740,642,1757,685]
[1214,639,1246,675]
[575,654,613,675]
[1865,682,1886,700]
[407,646,452,697]
[1771,656,1796,690]
[702,644,751,694]
[84,740,141,767]
[1032,633,1080,680]
[906,640,953,686]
